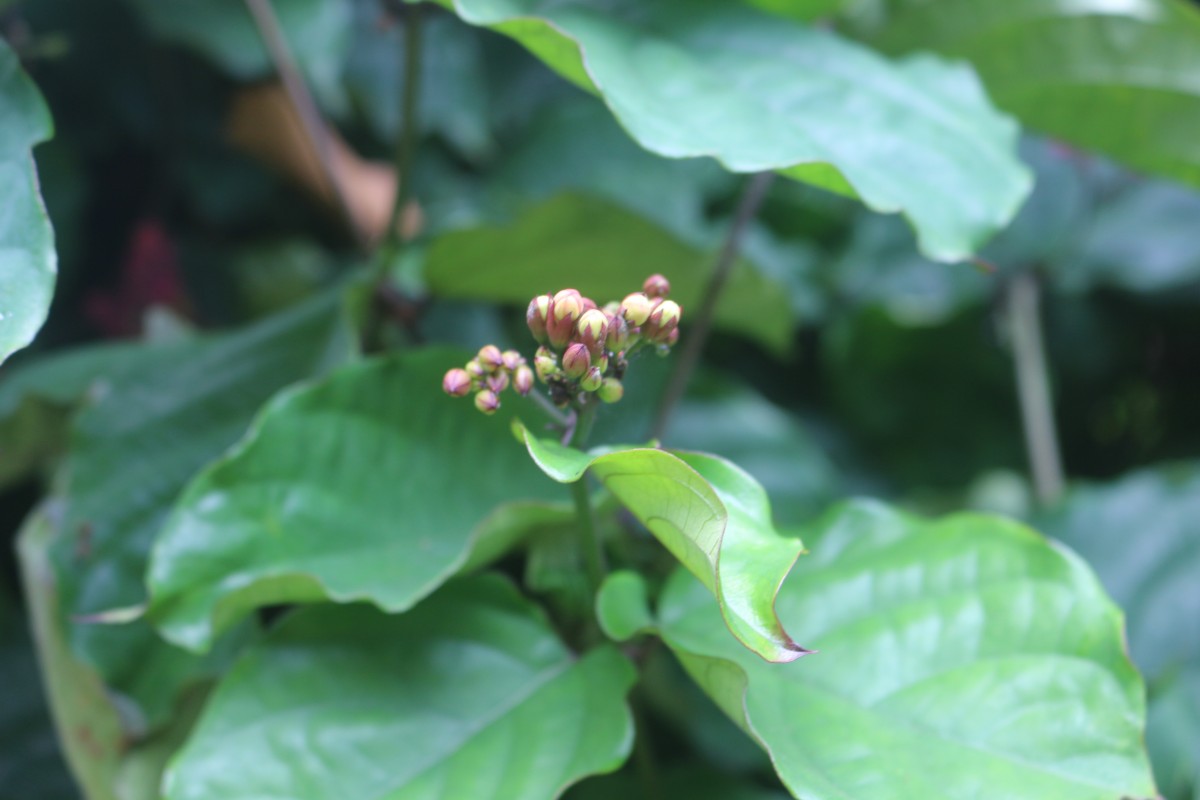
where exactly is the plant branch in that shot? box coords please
[649,171,775,440]
[244,0,364,250]
[380,6,424,264]
[1007,270,1065,507]
[570,478,606,595]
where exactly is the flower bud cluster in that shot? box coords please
[442,345,533,416]
[444,275,680,415]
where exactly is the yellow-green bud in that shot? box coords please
[598,377,624,403]
[580,366,603,392]
[575,309,609,357]
[562,343,591,379]
[548,290,584,349]
[643,274,670,298]
[475,389,500,415]
[514,365,534,396]
[477,345,504,372]
[466,359,486,379]
[442,368,472,397]
[527,295,551,344]
[621,292,654,326]
[534,348,560,382]
[644,299,681,343]
[605,314,630,352]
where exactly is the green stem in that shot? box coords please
[631,696,663,800]
[570,479,606,596]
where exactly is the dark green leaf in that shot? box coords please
[517,425,808,662]
[52,293,355,724]
[659,500,1157,800]
[0,39,56,366]
[1147,667,1200,800]
[165,576,636,800]
[433,0,1031,260]
[862,0,1200,187]
[147,349,568,653]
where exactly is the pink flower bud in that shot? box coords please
[514,365,534,396]
[487,372,509,393]
[575,309,609,357]
[666,327,679,346]
[547,290,584,349]
[562,343,591,379]
[442,368,472,397]
[621,292,654,327]
[644,300,681,343]
[474,389,500,415]
[605,314,630,352]
[598,377,624,404]
[580,366,603,392]
[501,349,524,371]
[643,274,670,298]
[477,345,504,372]
[526,295,551,344]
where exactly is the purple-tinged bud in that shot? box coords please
[466,359,486,379]
[534,347,560,382]
[644,299,681,344]
[548,290,584,349]
[562,343,591,379]
[443,368,472,397]
[527,295,552,344]
[486,372,509,393]
[666,328,679,347]
[514,365,534,396]
[643,274,670,298]
[580,366,604,392]
[477,345,504,372]
[581,296,598,313]
[605,314,630,352]
[575,309,609,357]
[602,301,621,317]
[621,292,654,327]
[595,354,609,374]
[501,349,524,371]
[598,377,624,404]
[475,390,500,415]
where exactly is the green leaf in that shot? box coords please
[52,293,355,724]
[165,576,636,800]
[147,348,568,653]
[1038,463,1200,678]
[516,424,808,663]
[123,0,349,108]
[0,39,56,366]
[432,0,1031,260]
[424,192,795,354]
[659,500,1157,800]
[595,571,654,642]
[861,0,1200,187]
[1147,667,1200,800]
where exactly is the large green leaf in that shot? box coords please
[659,500,1156,800]
[861,0,1200,187]
[52,294,355,725]
[516,425,808,662]
[1147,667,1200,800]
[0,39,56,366]
[424,192,795,354]
[147,348,569,653]
[164,576,636,800]
[431,0,1031,260]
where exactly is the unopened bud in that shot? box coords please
[605,314,630,352]
[665,327,679,346]
[527,295,551,344]
[443,368,472,397]
[486,372,509,393]
[602,301,621,317]
[548,290,584,349]
[621,292,654,326]
[643,274,670,298]
[466,359,486,379]
[580,366,603,392]
[534,347,560,382]
[644,299,681,343]
[477,345,504,372]
[581,297,598,313]
[474,390,500,415]
[514,365,534,396]
[575,309,609,357]
[562,343,591,379]
[501,349,524,371]
[598,377,624,403]
[595,354,609,374]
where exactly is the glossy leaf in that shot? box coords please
[432,0,1031,260]
[424,192,794,354]
[165,576,636,800]
[595,571,654,643]
[147,349,568,652]
[0,39,56,366]
[659,500,1157,800]
[517,425,808,662]
[52,294,355,724]
[862,0,1200,187]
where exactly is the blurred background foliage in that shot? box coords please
[1,0,1198,797]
